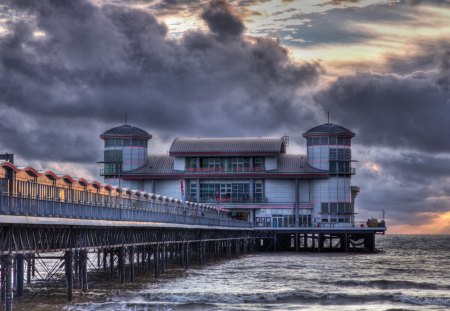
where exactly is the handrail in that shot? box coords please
[0,193,252,228]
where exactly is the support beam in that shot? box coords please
[3,255,13,311]
[119,248,125,284]
[65,251,73,302]
[15,254,24,298]
[129,247,134,283]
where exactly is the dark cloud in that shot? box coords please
[314,54,450,152]
[352,149,450,225]
[201,0,244,37]
[0,0,320,164]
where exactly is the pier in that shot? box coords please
[0,162,385,310]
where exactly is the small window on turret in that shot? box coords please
[329,137,337,144]
[320,137,328,145]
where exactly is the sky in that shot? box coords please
[0,0,449,234]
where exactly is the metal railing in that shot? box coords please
[329,168,356,175]
[195,197,268,204]
[185,167,265,174]
[0,194,252,228]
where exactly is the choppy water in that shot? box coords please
[17,235,450,311]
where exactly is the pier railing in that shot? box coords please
[0,193,252,228]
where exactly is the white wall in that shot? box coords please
[155,179,181,199]
[265,157,277,170]
[299,180,311,203]
[174,157,185,171]
[311,177,351,215]
[143,180,155,193]
[265,179,295,203]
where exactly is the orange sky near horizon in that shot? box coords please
[387,211,450,235]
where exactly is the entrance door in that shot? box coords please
[272,215,283,228]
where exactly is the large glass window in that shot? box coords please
[104,150,122,162]
[199,182,254,203]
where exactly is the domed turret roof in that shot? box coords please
[303,123,355,137]
[100,125,152,139]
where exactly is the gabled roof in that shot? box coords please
[100,125,152,140]
[169,137,286,156]
[303,123,355,137]
[275,154,325,173]
[127,155,180,174]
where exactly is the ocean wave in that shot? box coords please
[392,294,450,307]
[330,279,450,290]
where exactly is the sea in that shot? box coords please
[14,235,450,311]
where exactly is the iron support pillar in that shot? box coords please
[129,247,135,283]
[26,255,31,285]
[81,251,88,292]
[15,254,24,298]
[154,245,160,278]
[65,251,73,302]
[3,255,13,311]
[119,248,125,284]
[109,250,114,278]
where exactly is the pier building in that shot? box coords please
[100,123,358,228]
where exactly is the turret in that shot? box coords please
[99,125,151,183]
[302,123,355,173]
[303,123,356,225]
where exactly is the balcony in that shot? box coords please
[100,168,122,176]
[188,197,268,204]
[329,167,356,175]
[185,167,264,174]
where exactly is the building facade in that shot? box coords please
[99,123,359,227]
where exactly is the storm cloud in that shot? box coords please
[315,61,450,153]
[0,0,320,164]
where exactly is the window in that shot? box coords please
[329,137,337,144]
[187,158,197,170]
[199,182,253,203]
[320,137,328,145]
[104,139,124,147]
[330,203,338,214]
[104,150,122,162]
[253,182,263,201]
[189,181,197,201]
[312,137,320,145]
[329,149,337,160]
[254,157,264,170]
[208,158,222,170]
[337,137,351,146]
[231,157,249,171]
[321,202,329,214]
